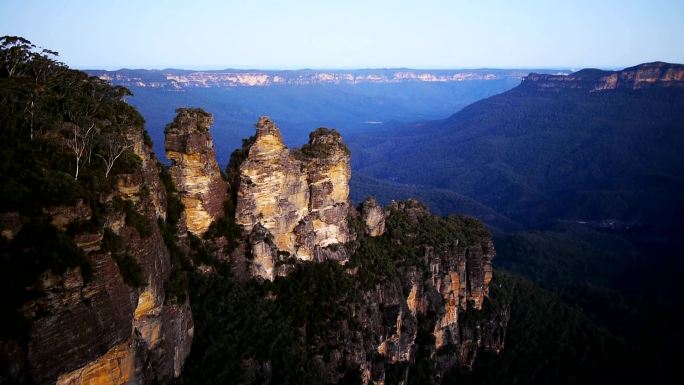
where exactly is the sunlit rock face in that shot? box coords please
[164,108,228,236]
[235,117,351,279]
[55,342,135,385]
[296,128,352,258]
[429,238,495,350]
[235,117,309,257]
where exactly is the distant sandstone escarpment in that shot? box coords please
[522,61,684,91]
[89,68,545,89]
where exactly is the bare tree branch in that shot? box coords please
[65,122,94,180]
[94,133,132,178]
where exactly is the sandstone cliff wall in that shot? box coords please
[15,124,193,385]
[522,62,684,92]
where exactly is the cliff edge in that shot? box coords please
[521,62,684,92]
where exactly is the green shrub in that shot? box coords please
[102,228,145,288]
[143,130,153,147]
[111,150,142,175]
[157,165,192,303]
[299,128,350,158]
[101,227,124,253]
[166,267,188,303]
[180,261,361,384]
[188,232,215,266]
[112,252,145,288]
[225,135,256,194]
[203,199,241,245]
[123,199,152,237]
[159,165,184,229]
[15,216,91,278]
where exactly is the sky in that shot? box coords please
[1,0,683,70]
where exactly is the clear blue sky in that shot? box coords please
[1,0,683,70]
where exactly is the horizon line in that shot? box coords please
[79,64,639,72]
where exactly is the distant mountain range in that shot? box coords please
[521,62,684,91]
[87,68,570,89]
[349,61,684,229]
[87,68,569,165]
[347,62,684,384]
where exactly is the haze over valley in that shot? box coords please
[87,67,561,164]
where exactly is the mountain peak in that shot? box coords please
[165,107,213,134]
[250,116,285,157]
[255,115,280,136]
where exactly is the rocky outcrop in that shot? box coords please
[16,123,193,385]
[165,108,228,236]
[297,128,352,255]
[360,201,503,383]
[235,117,309,258]
[522,62,684,92]
[54,341,135,385]
[235,117,351,279]
[143,108,507,384]
[360,197,385,237]
[247,224,278,281]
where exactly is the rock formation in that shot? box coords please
[360,197,386,237]
[235,116,309,258]
[247,224,278,280]
[297,128,352,257]
[522,62,684,92]
[4,109,504,385]
[235,117,351,279]
[1,39,507,385]
[165,108,228,236]
[7,118,503,385]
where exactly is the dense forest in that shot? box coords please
[178,208,642,385]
